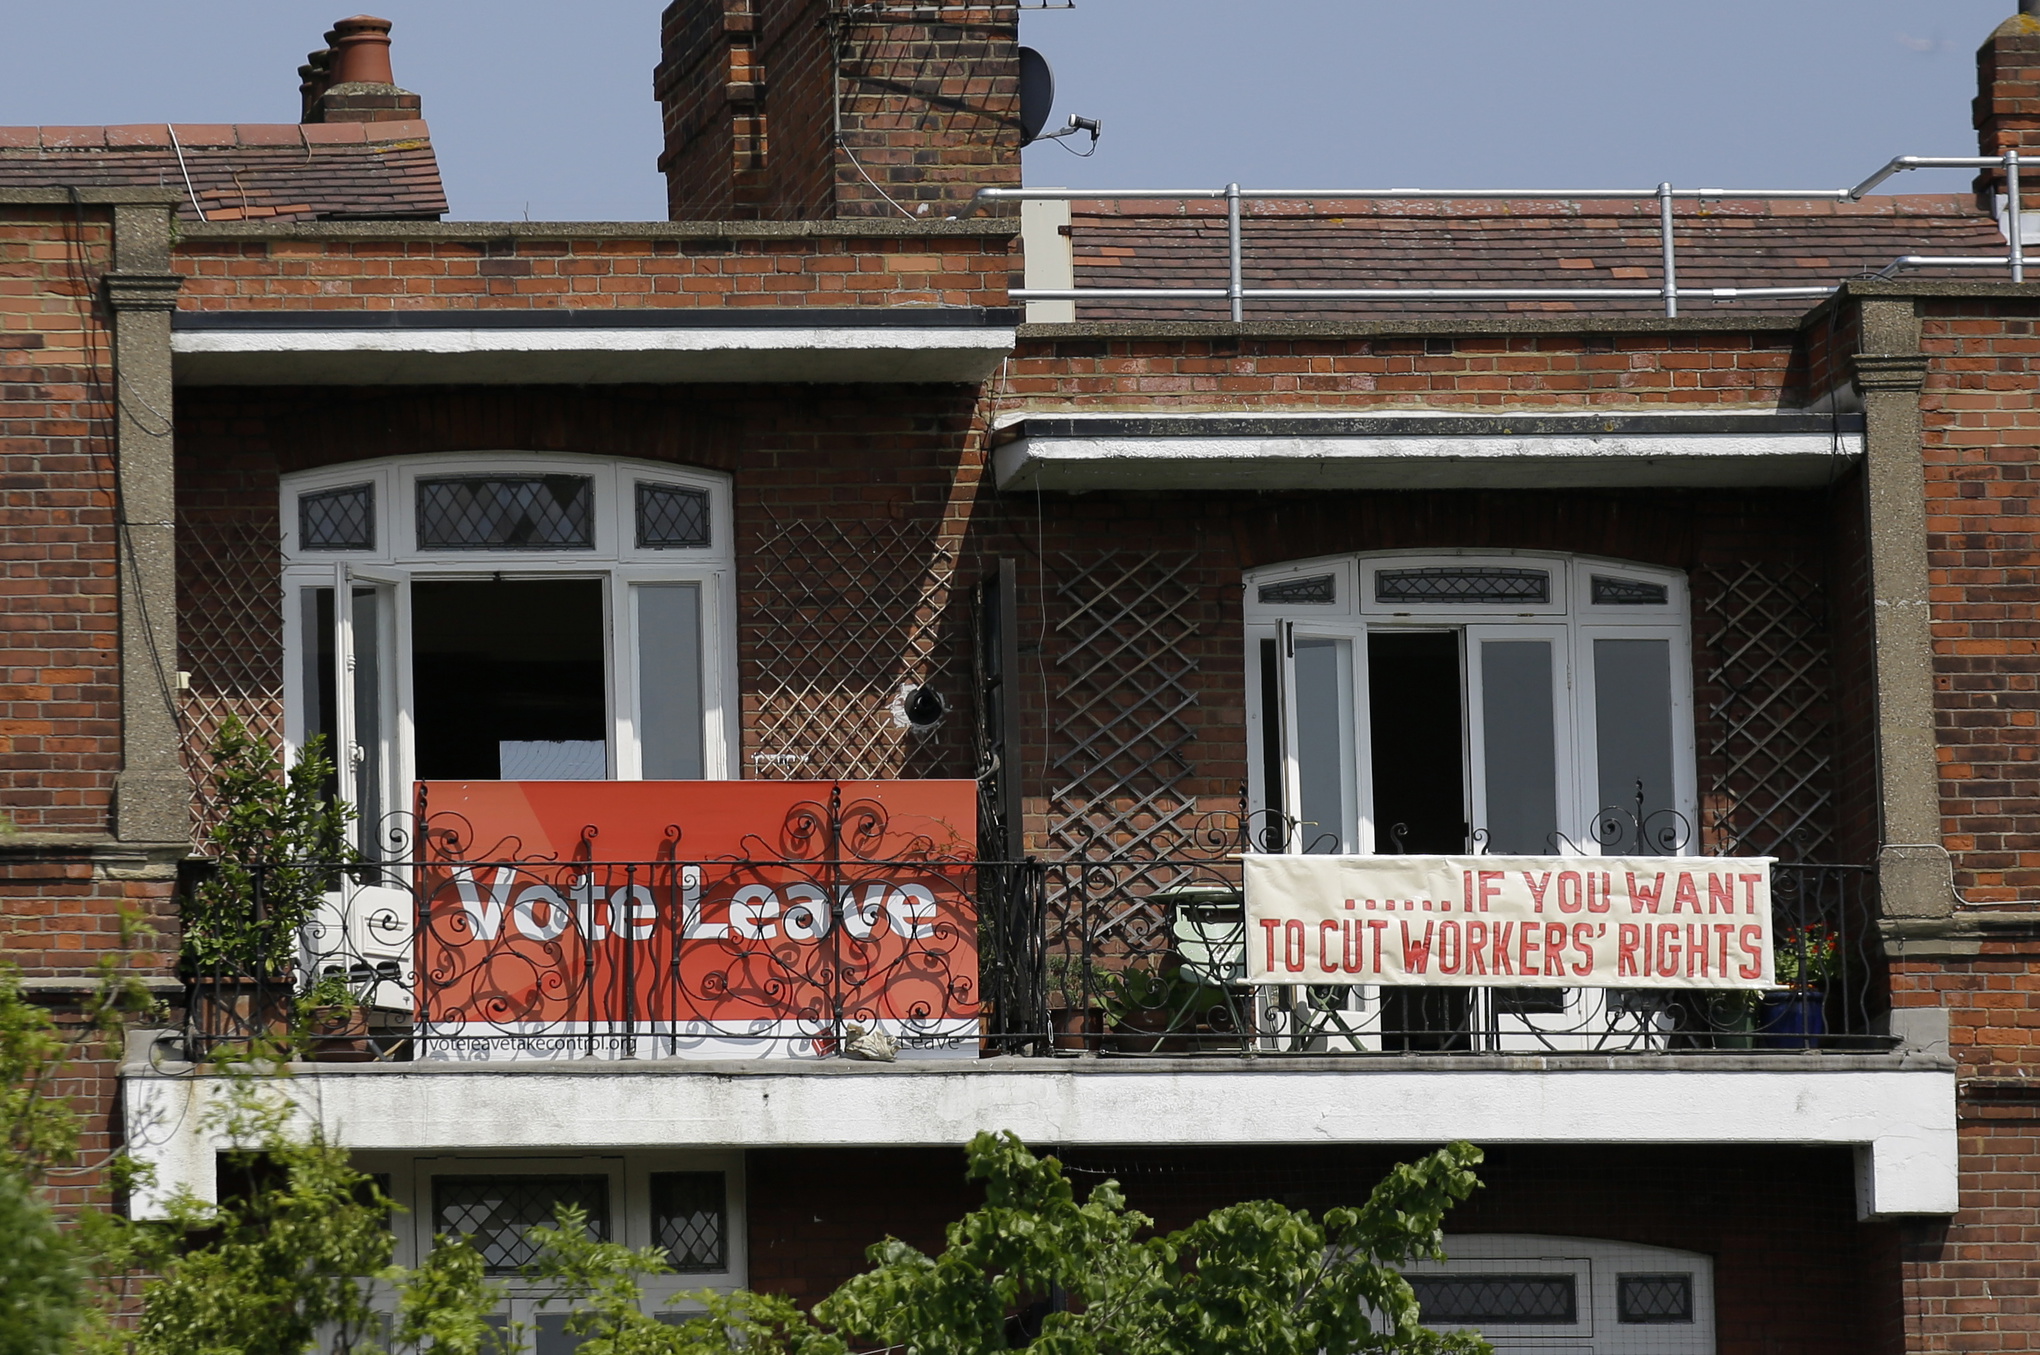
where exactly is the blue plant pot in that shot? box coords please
[1757,989,1826,1050]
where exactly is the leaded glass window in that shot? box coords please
[1257,574,1336,605]
[650,1171,727,1272]
[1618,1272,1695,1323]
[299,482,374,551]
[636,482,711,550]
[1408,1273,1577,1324]
[432,1175,609,1273]
[1592,574,1671,606]
[1376,566,1550,605]
[416,475,594,550]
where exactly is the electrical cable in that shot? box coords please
[62,188,187,760]
[166,124,208,222]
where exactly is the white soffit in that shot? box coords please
[170,310,1018,385]
[993,414,1866,491]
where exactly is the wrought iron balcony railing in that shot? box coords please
[177,848,1884,1064]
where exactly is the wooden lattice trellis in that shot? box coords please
[1047,552,1202,860]
[1696,562,1835,861]
[177,514,285,844]
[745,515,964,780]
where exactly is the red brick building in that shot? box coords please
[4,3,2038,1352]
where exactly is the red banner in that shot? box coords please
[413,780,980,1060]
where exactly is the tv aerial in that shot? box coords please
[1019,46,1101,154]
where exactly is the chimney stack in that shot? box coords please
[1975,6,2040,205]
[654,0,1020,222]
[302,14,422,125]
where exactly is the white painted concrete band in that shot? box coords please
[170,327,1018,385]
[123,1059,1955,1221]
[993,432,1865,491]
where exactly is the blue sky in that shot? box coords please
[0,1,2016,219]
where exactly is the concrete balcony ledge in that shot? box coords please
[990,410,1866,491]
[123,1036,1955,1223]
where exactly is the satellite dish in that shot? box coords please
[1019,46,1054,145]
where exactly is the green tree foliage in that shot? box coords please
[0,945,161,1355]
[812,1132,1490,1355]
[117,1083,506,1355]
[517,1131,1487,1355]
[184,717,353,978]
[0,1162,84,1355]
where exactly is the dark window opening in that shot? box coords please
[1409,1272,1578,1324]
[432,1174,609,1274]
[1618,1272,1695,1323]
[1376,567,1549,606]
[1494,987,1568,1015]
[635,482,711,550]
[1258,574,1336,605]
[412,579,607,780]
[299,482,375,551]
[1258,637,1286,850]
[417,475,594,551]
[651,1171,727,1273]
[1380,987,1473,1053]
[1366,631,1466,854]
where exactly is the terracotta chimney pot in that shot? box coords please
[327,15,397,87]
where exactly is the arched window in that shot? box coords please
[1245,551,1695,858]
[281,453,736,849]
[1407,1235,1716,1354]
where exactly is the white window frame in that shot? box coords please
[1404,1234,1716,1354]
[360,1150,746,1346]
[1245,550,1696,857]
[281,453,739,832]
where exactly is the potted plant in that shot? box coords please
[1703,990,1757,1050]
[293,971,375,1062]
[184,716,354,1059]
[1044,954,1101,1052]
[1759,922,1839,1050]
[1095,959,1235,1055]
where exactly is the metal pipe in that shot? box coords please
[1010,285,1844,303]
[1226,182,1244,322]
[977,186,1851,203]
[2010,149,2025,284]
[1659,182,1678,319]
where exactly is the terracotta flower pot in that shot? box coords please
[187,975,294,1061]
[302,1005,375,1062]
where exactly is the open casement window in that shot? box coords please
[282,453,737,859]
[1246,554,1695,858]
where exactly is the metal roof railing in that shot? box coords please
[979,153,2030,320]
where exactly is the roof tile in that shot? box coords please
[0,124,448,221]
[1065,193,2008,320]
[230,123,305,147]
[102,124,173,147]
[169,124,239,147]
[38,126,106,148]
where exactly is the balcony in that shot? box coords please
[128,783,1953,1224]
[171,802,1888,1065]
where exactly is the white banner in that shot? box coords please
[1243,855,1774,989]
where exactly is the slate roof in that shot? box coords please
[1066,194,2008,321]
[0,122,447,222]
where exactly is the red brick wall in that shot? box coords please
[0,207,120,834]
[657,0,1019,221]
[170,230,1014,312]
[1891,946,2040,1352]
[994,330,1806,411]
[744,1142,1884,1355]
[1919,302,2040,905]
